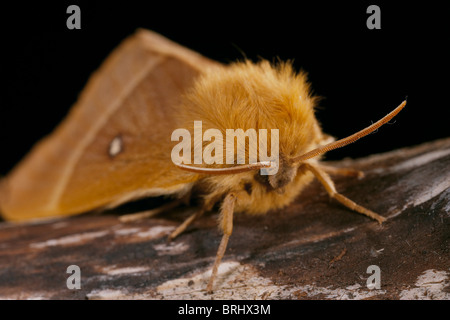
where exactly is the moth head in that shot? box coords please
[176,100,407,192]
[175,59,407,193]
[253,153,297,194]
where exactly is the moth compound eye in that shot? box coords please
[254,171,270,188]
[243,182,253,195]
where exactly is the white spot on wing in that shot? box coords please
[109,135,123,157]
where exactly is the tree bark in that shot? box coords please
[0,138,449,300]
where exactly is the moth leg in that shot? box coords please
[317,163,364,179]
[206,192,237,293]
[304,162,386,224]
[168,192,222,241]
[168,209,206,241]
[119,199,182,223]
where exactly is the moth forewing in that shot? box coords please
[0,30,217,221]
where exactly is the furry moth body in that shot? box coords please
[0,30,406,292]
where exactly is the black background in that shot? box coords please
[0,1,448,175]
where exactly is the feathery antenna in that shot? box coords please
[175,161,273,175]
[291,100,407,163]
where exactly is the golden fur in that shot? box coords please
[178,60,330,215]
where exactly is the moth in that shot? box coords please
[0,29,406,292]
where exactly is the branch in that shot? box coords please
[0,138,449,300]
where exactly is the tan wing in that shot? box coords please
[0,29,219,221]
